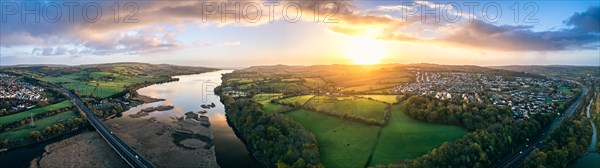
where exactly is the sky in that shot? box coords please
[0,0,599,67]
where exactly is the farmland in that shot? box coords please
[369,104,467,166]
[286,109,380,168]
[219,65,475,167]
[41,71,170,99]
[247,92,464,167]
[357,95,399,104]
[223,64,600,167]
[0,110,78,142]
[282,101,466,168]
[276,95,314,106]
[0,100,73,125]
[304,96,388,122]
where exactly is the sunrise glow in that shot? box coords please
[344,36,388,65]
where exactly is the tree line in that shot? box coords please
[217,86,323,168]
[524,116,592,167]
[378,95,554,167]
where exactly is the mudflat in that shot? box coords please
[106,116,219,168]
[30,131,128,168]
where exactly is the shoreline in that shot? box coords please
[132,94,165,103]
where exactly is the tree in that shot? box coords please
[30,131,42,141]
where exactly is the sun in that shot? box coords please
[344,36,388,65]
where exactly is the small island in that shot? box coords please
[200,103,216,109]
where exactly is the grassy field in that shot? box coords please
[252,93,283,102]
[252,93,293,113]
[277,95,314,106]
[0,100,73,125]
[225,77,263,85]
[41,71,168,99]
[558,86,573,95]
[369,104,467,166]
[259,82,310,93]
[260,102,294,113]
[286,109,381,168]
[0,110,77,141]
[305,96,387,122]
[358,95,399,104]
[342,84,398,92]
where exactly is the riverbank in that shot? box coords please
[132,94,165,103]
[105,116,219,167]
[30,131,127,168]
[30,116,219,168]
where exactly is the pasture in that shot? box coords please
[40,71,168,99]
[0,100,73,125]
[304,96,387,122]
[252,93,283,102]
[358,95,399,104]
[276,95,314,106]
[286,109,381,168]
[260,102,294,113]
[0,110,77,141]
[369,104,467,166]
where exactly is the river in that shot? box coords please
[119,70,262,168]
[0,70,262,168]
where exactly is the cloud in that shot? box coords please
[565,6,600,32]
[1,0,598,55]
[439,7,600,51]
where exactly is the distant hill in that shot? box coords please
[239,63,535,77]
[490,65,600,79]
[0,62,219,77]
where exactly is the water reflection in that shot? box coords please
[120,70,262,168]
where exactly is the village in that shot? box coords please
[0,74,46,101]
[0,74,49,111]
[391,71,576,118]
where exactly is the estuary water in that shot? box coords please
[120,70,262,168]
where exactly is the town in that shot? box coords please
[391,71,576,118]
[0,74,48,112]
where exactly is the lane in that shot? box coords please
[496,81,587,168]
[58,88,155,168]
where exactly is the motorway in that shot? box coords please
[497,82,588,168]
[59,88,155,168]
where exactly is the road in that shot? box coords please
[496,81,588,168]
[59,88,155,168]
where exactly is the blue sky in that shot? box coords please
[0,0,598,67]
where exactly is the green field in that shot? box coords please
[0,100,73,125]
[358,95,399,104]
[286,109,381,168]
[252,93,283,102]
[305,96,387,122]
[558,87,573,95]
[285,102,466,167]
[342,84,397,92]
[277,95,314,106]
[41,71,168,99]
[370,104,467,166]
[259,82,310,93]
[252,93,293,113]
[303,77,327,88]
[0,110,78,141]
[226,77,263,85]
[261,102,294,113]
